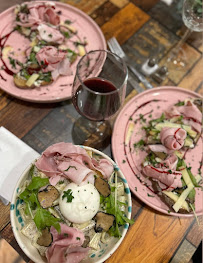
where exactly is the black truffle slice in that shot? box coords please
[94,211,115,232]
[37,228,53,247]
[95,177,111,197]
[38,185,59,208]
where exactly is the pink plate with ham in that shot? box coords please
[0,1,106,103]
[112,86,203,217]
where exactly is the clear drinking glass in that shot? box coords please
[167,0,203,68]
[71,49,128,148]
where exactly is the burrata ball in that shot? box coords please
[59,183,100,223]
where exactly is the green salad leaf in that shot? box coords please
[100,187,134,238]
[19,175,61,232]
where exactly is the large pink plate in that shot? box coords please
[0,1,106,103]
[112,86,203,217]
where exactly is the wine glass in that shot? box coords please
[167,0,203,68]
[71,49,128,149]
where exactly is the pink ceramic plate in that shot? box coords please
[0,1,106,103]
[112,86,203,217]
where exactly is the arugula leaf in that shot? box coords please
[149,113,165,125]
[8,57,16,69]
[34,208,61,232]
[19,174,61,232]
[27,177,49,191]
[175,101,185,106]
[134,139,145,148]
[65,19,72,24]
[101,191,134,238]
[187,167,201,187]
[62,189,74,203]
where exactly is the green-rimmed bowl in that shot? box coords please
[10,145,132,263]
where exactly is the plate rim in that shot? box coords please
[10,145,132,263]
[112,86,202,217]
[0,1,107,103]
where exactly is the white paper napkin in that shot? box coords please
[161,0,173,5]
[0,127,40,205]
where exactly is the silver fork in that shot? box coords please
[108,37,153,90]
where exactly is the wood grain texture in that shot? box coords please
[101,3,150,44]
[106,207,194,263]
[22,101,79,153]
[130,0,159,11]
[186,215,203,247]
[122,19,178,67]
[177,25,203,52]
[0,239,25,263]
[170,239,196,263]
[0,203,10,231]
[60,0,107,15]
[0,100,55,139]
[1,223,30,263]
[90,1,119,27]
[110,0,129,8]
[178,57,203,95]
[149,0,183,34]
[159,44,201,86]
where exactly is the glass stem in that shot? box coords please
[167,28,192,63]
[174,28,192,52]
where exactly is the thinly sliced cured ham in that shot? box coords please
[36,46,72,80]
[37,24,65,44]
[16,3,60,28]
[166,101,202,133]
[143,154,181,191]
[46,224,89,263]
[160,127,186,150]
[148,144,174,154]
[178,101,202,123]
[143,165,182,190]
[35,142,114,185]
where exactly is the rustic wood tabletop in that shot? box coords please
[0,0,202,263]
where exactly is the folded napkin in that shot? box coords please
[0,127,40,205]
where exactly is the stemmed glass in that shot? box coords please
[71,50,128,148]
[167,0,203,68]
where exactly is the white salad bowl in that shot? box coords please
[10,146,132,263]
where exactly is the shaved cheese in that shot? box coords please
[155,122,197,138]
[60,22,77,33]
[184,137,194,148]
[30,38,38,47]
[162,190,189,212]
[125,122,134,145]
[174,150,184,159]
[181,168,194,187]
[172,184,194,212]
[21,27,31,36]
[78,45,86,56]
[2,46,13,59]
[26,74,39,87]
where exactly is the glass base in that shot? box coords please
[166,47,188,69]
[72,116,112,150]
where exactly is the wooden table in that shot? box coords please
[0,0,202,262]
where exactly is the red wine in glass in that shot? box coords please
[72,77,121,121]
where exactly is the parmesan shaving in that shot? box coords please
[78,45,86,56]
[125,122,134,145]
[172,184,194,212]
[26,74,39,87]
[162,191,189,212]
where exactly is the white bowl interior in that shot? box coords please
[10,146,132,263]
